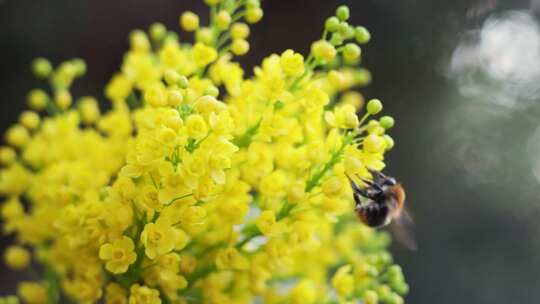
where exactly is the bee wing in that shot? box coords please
[389,208,418,251]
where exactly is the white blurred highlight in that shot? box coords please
[450,11,540,107]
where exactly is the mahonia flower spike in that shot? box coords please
[0,1,408,304]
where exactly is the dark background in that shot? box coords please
[2,0,540,303]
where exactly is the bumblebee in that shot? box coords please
[349,169,416,250]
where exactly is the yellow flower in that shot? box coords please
[105,283,128,304]
[255,210,287,237]
[322,176,346,197]
[311,40,336,61]
[130,30,151,53]
[17,282,47,304]
[192,43,217,67]
[0,4,404,304]
[144,83,168,107]
[78,97,101,124]
[99,236,137,274]
[4,245,30,270]
[140,219,178,259]
[289,280,317,304]
[128,284,161,304]
[259,170,287,197]
[215,247,249,270]
[364,134,386,153]
[332,265,355,298]
[280,50,304,77]
[185,114,208,140]
[106,74,133,102]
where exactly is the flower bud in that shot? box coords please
[6,125,30,148]
[196,27,214,45]
[363,290,379,304]
[231,22,250,39]
[192,43,218,66]
[4,246,30,270]
[19,111,40,130]
[129,30,150,53]
[340,24,356,40]
[280,50,304,77]
[343,43,361,61]
[379,116,395,129]
[364,134,385,153]
[246,0,260,8]
[328,70,345,88]
[150,22,167,41]
[27,89,48,110]
[145,84,167,107]
[330,32,344,46]
[164,69,180,86]
[18,282,46,304]
[246,8,263,23]
[376,284,392,299]
[205,86,219,97]
[232,39,250,56]
[72,58,86,76]
[167,89,184,107]
[367,99,383,115]
[383,134,394,150]
[355,68,372,86]
[0,146,16,165]
[31,58,52,78]
[55,90,72,110]
[391,282,410,295]
[181,11,200,32]
[178,75,189,89]
[216,10,231,29]
[78,97,100,124]
[336,5,350,21]
[356,26,371,44]
[325,16,340,32]
[311,40,337,62]
[386,293,404,304]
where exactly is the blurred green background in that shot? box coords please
[2,0,540,303]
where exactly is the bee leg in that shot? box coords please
[347,176,371,198]
[367,168,397,186]
[367,168,386,183]
[359,177,384,195]
[353,192,362,207]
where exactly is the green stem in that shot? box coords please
[357,112,371,127]
[187,264,217,287]
[305,134,353,193]
[169,193,194,205]
[235,224,260,249]
[237,198,294,249]
[44,264,59,304]
[216,32,231,50]
[232,119,261,148]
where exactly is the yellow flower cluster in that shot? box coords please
[1,1,408,304]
